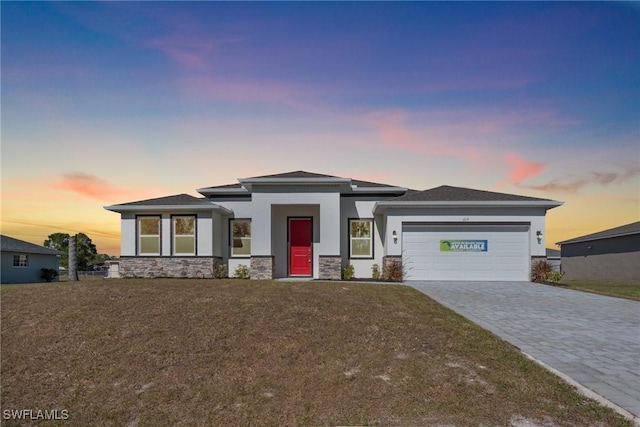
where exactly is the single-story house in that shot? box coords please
[556,221,640,280]
[1,235,63,284]
[105,171,563,281]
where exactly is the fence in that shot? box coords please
[58,271,108,281]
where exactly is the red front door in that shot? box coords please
[289,218,312,276]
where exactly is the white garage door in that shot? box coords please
[402,223,530,281]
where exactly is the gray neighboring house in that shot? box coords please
[546,248,561,272]
[1,235,63,284]
[105,170,563,281]
[556,221,640,280]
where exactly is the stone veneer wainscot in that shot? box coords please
[119,257,220,279]
[319,255,341,280]
[250,256,274,280]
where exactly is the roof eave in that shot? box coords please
[104,204,233,215]
[350,186,408,194]
[556,230,640,246]
[197,187,248,196]
[373,200,564,214]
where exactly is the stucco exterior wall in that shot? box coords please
[561,252,639,280]
[119,211,221,257]
[561,235,640,280]
[1,252,60,284]
[340,197,385,279]
[247,187,340,278]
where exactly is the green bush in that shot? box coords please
[547,270,563,284]
[383,259,403,282]
[214,263,228,279]
[341,264,354,280]
[40,268,58,282]
[234,264,250,279]
[371,263,381,280]
[531,259,553,283]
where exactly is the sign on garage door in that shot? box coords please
[402,223,530,281]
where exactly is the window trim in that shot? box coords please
[171,214,197,256]
[348,218,374,259]
[229,218,251,258]
[13,254,28,268]
[137,215,162,256]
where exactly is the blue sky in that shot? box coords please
[2,1,639,254]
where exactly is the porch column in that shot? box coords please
[250,194,273,279]
[318,194,341,279]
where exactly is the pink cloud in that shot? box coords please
[365,110,485,164]
[50,172,135,201]
[504,153,545,185]
[144,34,243,69]
[521,165,640,193]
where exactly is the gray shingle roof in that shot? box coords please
[109,194,212,207]
[388,185,556,202]
[247,170,339,179]
[200,171,404,192]
[557,221,640,245]
[1,235,63,255]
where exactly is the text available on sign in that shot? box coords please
[440,240,488,252]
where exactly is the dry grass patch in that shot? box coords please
[1,279,631,426]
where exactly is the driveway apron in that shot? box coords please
[408,281,640,419]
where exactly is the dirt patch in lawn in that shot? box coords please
[1,279,631,426]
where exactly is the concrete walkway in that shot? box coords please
[408,281,640,420]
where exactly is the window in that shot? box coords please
[231,219,251,257]
[138,216,161,255]
[173,216,196,255]
[13,254,28,267]
[349,219,373,258]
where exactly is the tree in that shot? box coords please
[44,232,98,270]
[44,233,69,268]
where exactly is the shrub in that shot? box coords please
[383,259,403,282]
[234,264,250,279]
[547,270,563,284]
[40,268,58,282]
[371,263,381,280]
[214,263,228,279]
[341,264,354,280]
[531,259,553,283]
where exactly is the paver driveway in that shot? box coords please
[408,281,640,419]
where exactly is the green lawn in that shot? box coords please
[1,279,631,426]
[558,280,640,301]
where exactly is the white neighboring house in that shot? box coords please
[104,171,563,281]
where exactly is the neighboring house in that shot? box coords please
[105,171,562,281]
[1,235,63,284]
[557,221,640,280]
[546,248,561,272]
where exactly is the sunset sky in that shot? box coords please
[2,2,639,256]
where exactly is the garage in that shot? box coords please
[402,223,530,281]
